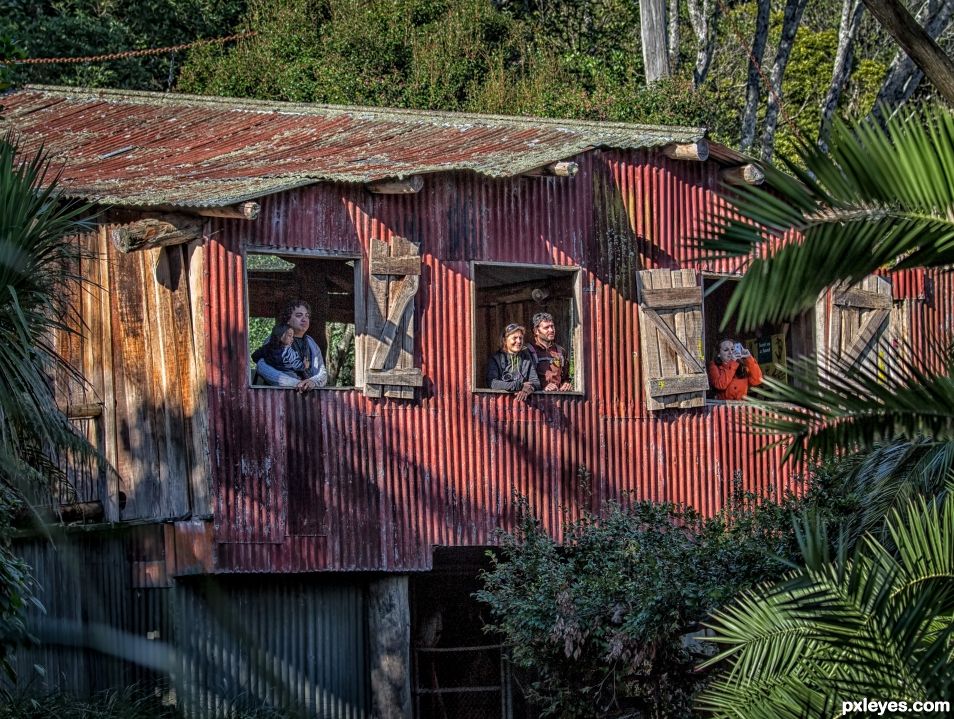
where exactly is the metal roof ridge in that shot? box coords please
[17,83,708,138]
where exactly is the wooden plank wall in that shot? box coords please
[54,229,211,522]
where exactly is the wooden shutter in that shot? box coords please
[637,269,708,410]
[364,236,423,399]
[828,275,892,369]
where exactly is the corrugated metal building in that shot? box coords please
[3,85,950,717]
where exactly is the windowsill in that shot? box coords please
[473,388,584,397]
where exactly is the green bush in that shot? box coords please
[476,485,812,718]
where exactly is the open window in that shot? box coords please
[702,274,817,399]
[245,251,358,389]
[638,269,894,410]
[472,263,582,393]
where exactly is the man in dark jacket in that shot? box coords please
[528,312,573,391]
[486,323,540,401]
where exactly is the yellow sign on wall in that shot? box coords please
[744,333,787,382]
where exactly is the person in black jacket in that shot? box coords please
[486,323,540,401]
[251,323,309,381]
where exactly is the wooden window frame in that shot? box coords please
[243,246,362,392]
[470,260,584,396]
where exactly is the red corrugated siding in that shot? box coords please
[905,268,954,375]
[206,148,947,573]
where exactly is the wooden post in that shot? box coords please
[368,576,411,719]
[192,201,260,220]
[523,161,579,177]
[110,214,203,253]
[721,164,765,186]
[367,176,424,194]
[662,140,709,162]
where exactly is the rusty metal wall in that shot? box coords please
[905,268,954,375]
[9,532,370,718]
[205,148,836,574]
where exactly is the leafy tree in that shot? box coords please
[477,489,821,718]
[177,0,740,139]
[698,496,954,717]
[1,0,245,91]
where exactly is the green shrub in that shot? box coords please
[476,480,833,718]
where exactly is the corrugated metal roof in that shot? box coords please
[0,84,718,208]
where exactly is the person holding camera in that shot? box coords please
[708,338,763,400]
[487,322,540,402]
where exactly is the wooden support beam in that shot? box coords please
[56,501,104,523]
[662,140,709,162]
[110,214,203,253]
[61,402,104,419]
[192,201,260,221]
[367,176,424,195]
[366,368,424,387]
[369,576,412,719]
[721,164,765,186]
[523,161,579,177]
[370,255,422,276]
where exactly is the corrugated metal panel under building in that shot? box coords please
[9,530,370,719]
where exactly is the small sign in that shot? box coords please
[744,333,787,382]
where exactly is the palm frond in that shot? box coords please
[745,342,954,462]
[703,106,954,330]
[699,497,954,716]
[0,134,101,504]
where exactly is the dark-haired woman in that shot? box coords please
[707,338,763,400]
[487,323,540,402]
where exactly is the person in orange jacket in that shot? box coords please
[708,338,763,400]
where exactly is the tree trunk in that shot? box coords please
[687,0,720,87]
[862,0,954,105]
[641,0,672,83]
[761,0,810,162]
[872,0,954,118]
[325,323,355,385]
[740,0,772,152]
[819,0,865,150]
[669,0,681,72]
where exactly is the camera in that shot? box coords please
[733,342,743,358]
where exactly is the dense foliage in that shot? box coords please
[699,496,954,717]
[1,0,244,91]
[176,0,731,130]
[8,0,944,151]
[476,483,843,718]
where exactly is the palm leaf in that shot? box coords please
[0,134,101,506]
[703,106,954,331]
[699,497,954,716]
[745,341,954,462]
